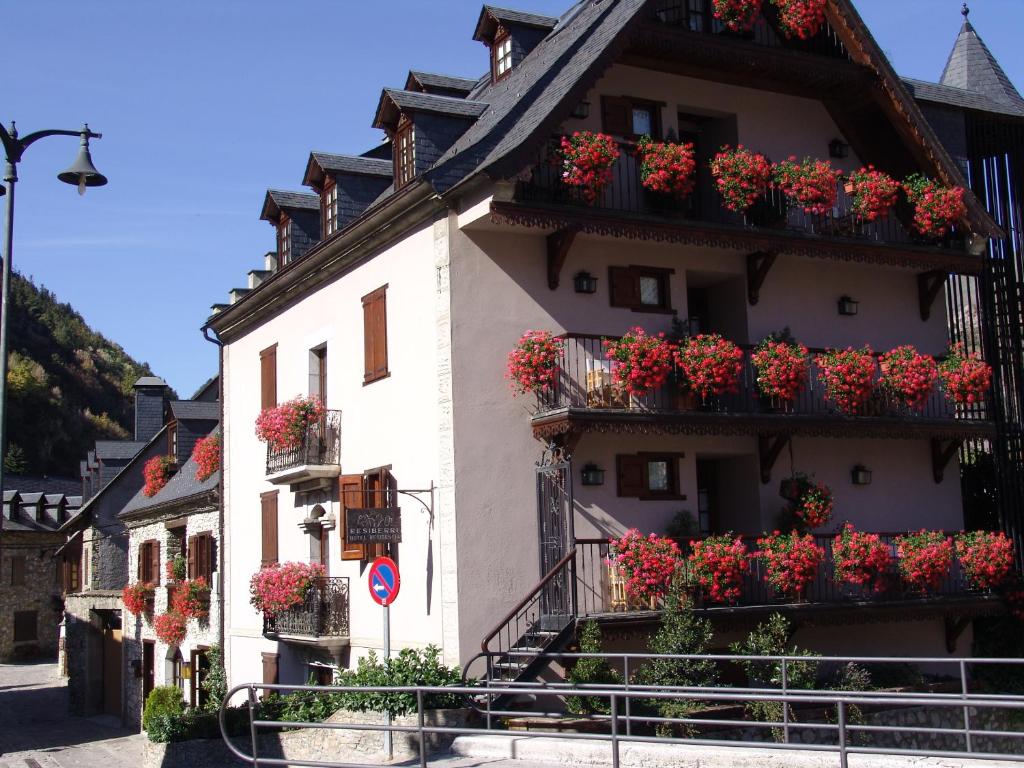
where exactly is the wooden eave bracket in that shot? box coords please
[917,270,947,322]
[747,251,777,305]
[547,228,579,290]
[758,434,790,484]
[931,438,960,484]
[944,616,970,653]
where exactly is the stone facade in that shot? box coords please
[0,530,65,661]
[64,590,124,717]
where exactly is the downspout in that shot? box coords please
[202,325,226,662]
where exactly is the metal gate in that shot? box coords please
[536,451,575,626]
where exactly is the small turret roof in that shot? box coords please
[940,5,1024,111]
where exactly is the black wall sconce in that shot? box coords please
[574,271,598,294]
[838,295,859,316]
[571,101,591,119]
[829,138,850,159]
[851,464,873,485]
[581,463,605,486]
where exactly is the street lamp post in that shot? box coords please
[0,121,107,559]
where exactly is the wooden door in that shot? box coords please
[102,628,123,717]
[142,641,155,704]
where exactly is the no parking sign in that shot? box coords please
[368,556,400,607]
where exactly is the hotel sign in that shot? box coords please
[346,507,402,544]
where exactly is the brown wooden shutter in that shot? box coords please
[137,542,145,582]
[609,267,639,308]
[187,536,197,580]
[260,345,278,410]
[362,287,389,383]
[340,474,366,561]
[150,540,161,586]
[261,492,279,566]
[601,96,632,137]
[261,652,279,686]
[200,533,214,581]
[617,455,645,497]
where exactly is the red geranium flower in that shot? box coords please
[710,145,772,213]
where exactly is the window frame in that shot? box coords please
[616,452,686,500]
[394,120,416,189]
[600,95,665,141]
[13,610,37,643]
[321,178,338,239]
[277,214,292,266]
[492,30,514,81]
[608,265,675,314]
[10,555,26,586]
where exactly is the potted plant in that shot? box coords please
[903,174,967,239]
[879,345,938,412]
[772,0,828,39]
[688,534,749,604]
[845,166,900,222]
[154,612,187,646]
[751,332,810,408]
[772,156,841,216]
[673,333,744,403]
[793,481,834,529]
[606,529,681,605]
[123,582,155,617]
[192,434,221,482]
[164,555,186,583]
[249,561,326,617]
[832,524,894,593]
[938,343,993,405]
[142,455,176,498]
[710,145,773,213]
[816,346,877,415]
[506,330,564,397]
[172,577,212,620]
[955,531,1015,590]
[756,530,825,601]
[603,328,675,397]
[255,395,326,453]
[558,131,620,204]
[895,530,953,593]
[712,0,763,31]
[636,136,696,200]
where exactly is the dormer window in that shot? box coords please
[277,215,291,265]
[493,33,513,80]
[322,180,338,238]
[396,121,416,188]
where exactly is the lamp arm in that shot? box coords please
[0,125,102,165]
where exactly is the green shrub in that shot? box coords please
[335,645,465,717]
[201,644,228,712]
[143,686,185,734]
[145,707,253,743]
[566,621,621,715]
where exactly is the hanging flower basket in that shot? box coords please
[674,334,744,402]
[249,562,325,617]
[751,336,810,404]
[192,434,221,482]
[688,534,749,604]
[756,530,825,600]
[895,530,953,593]
[606,529,681,603]
[794,481,834,529]
[255,396,326,453]
[123,583,154,617]
[903,174,967,239]
[955,531,1015,590]
[710,145,773,213]
[816,346,877,416]
[713,0,763,31]
[558,132,620,204]
[938,343,992,405]
[143,455,176,498]
[172,577,211,620]
[636,137,696,199]
[603,328,675,396]
[879,345,938,412]
[845,166,900,222]
[832,524,894,593]
[506,330,564,396]
[772,156,841,216]
[154,612,187,646]
[772,0,827,39]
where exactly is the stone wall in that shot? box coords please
[0,530,64,661]
[64,591,124,717]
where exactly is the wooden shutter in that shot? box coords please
[260,344,278,410]
[150,540,161,586]
[187,536,197,580]
[261,492,279,566]
[137,542,145,581]
[199,533,214,581]
[617,454,645,497]
[601,96,632,137]
[261,652,279,686]
[362,287,389,383]
[609,267,639,308]
[340,474,366,561]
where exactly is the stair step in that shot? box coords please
[509,646,545,653]
[493,661,526,670]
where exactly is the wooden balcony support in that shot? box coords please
[918,270,947,321]
[931,437,961,484]
[747,251,777,305]
[547,228,578,290]
[758,434,790,484]
[944,616,971,653]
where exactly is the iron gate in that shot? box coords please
[536,453,575,626]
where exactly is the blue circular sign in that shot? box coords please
[368,556,400,606]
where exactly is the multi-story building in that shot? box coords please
[208,0,1024,689]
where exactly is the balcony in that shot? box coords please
[263,576,350,654]
[532,334,995,443]
[265,410,342,488]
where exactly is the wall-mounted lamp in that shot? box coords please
[851,464,873,486]
[574,271,598,294]
[838,295,859,316]
[181,662,193,680]
[571,101,591,119]
[967,233,988,256]
[829,139,850,159]
[581,463,605,486]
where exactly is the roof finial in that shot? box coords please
[962,2,970,20]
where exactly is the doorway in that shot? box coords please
[142,641,155,704]
[102,627,122,717]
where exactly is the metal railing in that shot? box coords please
[538,334,992,425]
[574,536,980,617]
[221,654,1024,768]
[265,410,342,476]
[263,577,350,639]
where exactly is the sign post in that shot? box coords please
[368,556,401,759]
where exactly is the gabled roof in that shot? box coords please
[134,376,167,388]
[168,400,220,422]
[903,78,1024,118]
[373,89,489,131]
[303,152,393,190]
[406,71,479,96]
[95,441,147,461]
[260,189,320,223]
[941,13,1024,112]
[473,5,560,42]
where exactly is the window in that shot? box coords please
[277,215,291,265]
[13,611,37,643]
[260,344,278,410]
[617,453,685,499]
[138,539,161,586]
[309,345,327,405]
[81,546,89,589]
[187,532,215,582]
[493,33,513,80]
[362,286,389,384]
[601,95,663,140]
[609,266,674,313]
[167,421,178,460]
[9,556,25,586]
[261,491,279,566]
[395,122,416,188]
[322,180,338,239]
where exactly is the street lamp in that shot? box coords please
[0,121,106,557]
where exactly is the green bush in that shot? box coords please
[145,707,253,743]
[143,686,185,734]
[201,644,228,712]
[566,621,621,715]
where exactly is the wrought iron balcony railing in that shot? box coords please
[263,577,350,640]
[265,410,342,477]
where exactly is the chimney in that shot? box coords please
[133,376,169,443]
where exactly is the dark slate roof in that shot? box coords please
[267,189,319,211]
[406,71,479,95]
[168,400,220,422]
[903,78,1024,117]
[121,433,220,517]
[3,475,81,496]
[373,89,489,129]
[941,18,1024,112]
[134,376,167,388]
[310,153,392,178]
[95,441,148,461]
[474,5,560,41]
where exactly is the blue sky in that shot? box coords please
[4,0,1022,397]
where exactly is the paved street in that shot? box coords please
[0,662,144,768]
